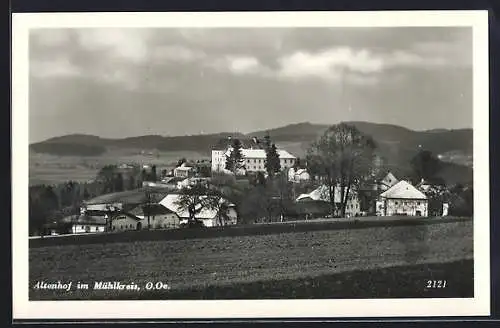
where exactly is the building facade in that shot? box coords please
[110,212,143,231]
[174,164,195,178]
[211,148,296,174]
[296,184,361,218]
[159,194,238,227]
[376,180,429,217]
[129,204,181,229]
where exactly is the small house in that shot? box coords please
[174,164,195,178]
[129,203,180,229]
[110,212,143,231]
[376,180,428,217]
[58,214,107,234]
[296,184,361,218]
[288,168,311,183]
[159,194,238,227]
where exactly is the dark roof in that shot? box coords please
[76,215,107,225]
[85,189,146,204]
[129,204,176,216]
[84,188,169,205]
[112,211,142,221]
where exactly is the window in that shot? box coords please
[417,202,420,205]
[395,201,398,205]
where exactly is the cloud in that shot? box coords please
[150,45,206,63]
[31,29,72,47]
[76,29,153,63]
[208,55,272,76]
[277,47,384,82]
[30,57,81,78]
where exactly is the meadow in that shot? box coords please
[29,148,209,186]
[29,219,473,300]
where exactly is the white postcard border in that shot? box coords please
[12,10,490,319]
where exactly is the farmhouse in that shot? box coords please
[296,184,361,218]
[128,203,180,229]
[110,212,143,231]
[174,164,195,178]
[82,189,169,214]
[176,177,210,190]
[376,180,428,217]
[375,171,399,192]
[211,147,296,173]
[57,214,107,234]
[288,167,311,183]
[159,194,238,227]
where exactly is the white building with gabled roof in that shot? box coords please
[295,184,361,218]
[159,194,238,227]
[211,147,296,174]
[376,180,428,217]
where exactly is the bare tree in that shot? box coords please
[174,182,222,226]
[307,123,376,218]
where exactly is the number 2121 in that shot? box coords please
[426,280,447,288]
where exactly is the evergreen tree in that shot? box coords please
[263,133,271,150]
[114,173,124,192]
[128,175,136,190]
[83,186,90,200]
[265,143,281,178]
[225,138,244,174]
[151,165,157,182]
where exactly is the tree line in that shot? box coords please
[29,123,474,235]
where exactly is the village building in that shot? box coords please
[82,189,169,214]
[296,184,361,218]
[128,203,180,229]
[176,177,210,190]
[416,178,450,216]
[376,171,399,192]
[53,214,107,235]
[288,167,311,183]
[211,147,296,174]
[159,194,238,227]
[173,164,196,178]
[357,171,400,214]
[110,211,143,231]
[376,180,428,217]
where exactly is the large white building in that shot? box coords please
[376,180,429,217]
[211,147,296,174]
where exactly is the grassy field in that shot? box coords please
[29,148,209,185]
[29,219,473,300]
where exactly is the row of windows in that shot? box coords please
[394,201,422,206]
[244,158,295,164]
[112,223,178,230]
[346,203,359,210]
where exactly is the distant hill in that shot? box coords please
[30,122,473,185]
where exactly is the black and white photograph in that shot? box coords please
[12,11,490,319]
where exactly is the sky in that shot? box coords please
[29,27,472,143]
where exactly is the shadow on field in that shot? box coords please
[30,259,473,300]
[30,216,471,248]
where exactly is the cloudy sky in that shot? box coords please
[29,27,472,143]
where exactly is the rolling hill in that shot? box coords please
[30,122,473,184]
